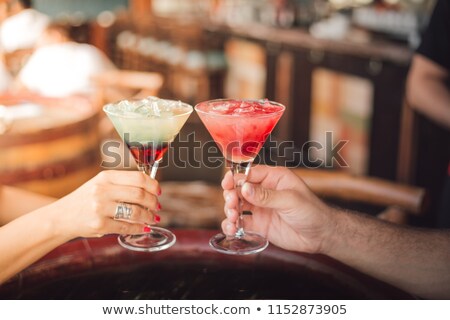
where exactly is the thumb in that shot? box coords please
[241,182,295,210]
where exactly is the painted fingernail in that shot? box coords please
[158,189,162,196]
[154,214,161,223]
[143,225,151,233]
[157,203,162,211]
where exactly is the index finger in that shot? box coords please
[221,165,296,191]
[221,165,276,188]
[98,170,161,195]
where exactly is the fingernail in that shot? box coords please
[143,226,151,233]
[157,203,162,211]
[158,189,162,196]
[242,183,254,197]
[154,214,161,223]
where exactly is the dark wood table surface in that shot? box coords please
[0,229,413,300]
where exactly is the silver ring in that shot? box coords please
[114,202,133,220]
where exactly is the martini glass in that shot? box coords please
[104,97,193,252]
[195,98,285,255]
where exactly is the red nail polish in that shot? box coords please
[157,203,162,211]
[143,226,151,233]
[155,215,161,223]
[158,189,162,196]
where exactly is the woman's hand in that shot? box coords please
[49,170,161,240]
[221,165,336,254]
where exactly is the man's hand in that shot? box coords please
[221,165,336,254]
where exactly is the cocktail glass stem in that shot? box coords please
[139,161,160,179]
[207,160,267,255]
[230,161,251,239]
[117,158,176,252]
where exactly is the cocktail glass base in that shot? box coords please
[118,227,176,252]
[209,231,268,255]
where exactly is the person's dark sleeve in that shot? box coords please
[417,0,450,72]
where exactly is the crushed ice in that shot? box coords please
[107,96,188,117]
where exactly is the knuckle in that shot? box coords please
[119,223,129,234]
[90,184,103,197]
[97,170,109,180]
[147,176,156,188]
[142,209,153,224]
[137,189,146,202]
[259,188,271,204]
[149,196,158,208]
[221,176,228,188]
[223,190,231,201]
[91,201,102,213]
[221,220,227,231]
[89,217,105,232]
[133,205,144,221]
[135,172,147,185]
[119,222,138,235]
[274,166,286,175]
[223,204,228,215]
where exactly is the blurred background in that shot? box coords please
[0,0,448,229]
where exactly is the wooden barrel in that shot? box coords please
[0,99,101,198]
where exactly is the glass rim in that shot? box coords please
[103,97,193,119]
[194,98,286,118]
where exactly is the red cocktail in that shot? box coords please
[196,99,285,255]
[196,99,283,163]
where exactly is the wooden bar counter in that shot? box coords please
[0,229,413,299]
[0,176,419,299]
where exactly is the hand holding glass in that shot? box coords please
[104,97,192,252]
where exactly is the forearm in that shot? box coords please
[0,205,72,284]
[324,210,450,299]
[408,78,450,129]
[0,186,56,225]
[407,55,450,130]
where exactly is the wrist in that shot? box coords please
[36,202,75,243]
[317,206,344,256]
